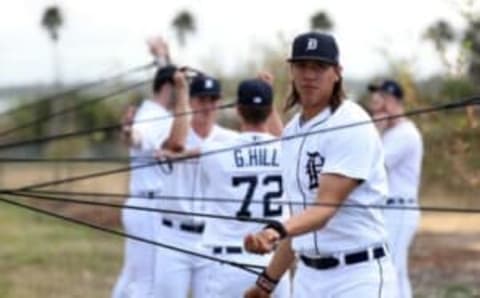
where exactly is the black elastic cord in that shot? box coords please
[0,157,199,163]
[0,79,150,142]
[0,157,132,163]
[0,62,154,120]
[8,190,277,225]
[5,96,480,192]
[0,102,235,151]
[0,195,263,275]
[17,189,480,214]
[0,62,155,138]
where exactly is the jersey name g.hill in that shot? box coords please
[233,147,279,168]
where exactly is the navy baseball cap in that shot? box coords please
[153,65,177,92]
[368,79,404,100]
[189,75,221,99]
[288,32,339,65]
[237,79,273,106]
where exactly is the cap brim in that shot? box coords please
[191,91,221,99]
[367,84,380,93]
[287,56,338,65]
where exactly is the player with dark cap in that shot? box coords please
[368,79,423,298]
[163,78,291,298]
[197,78,291,298]
[244,32,398,297]
[113,37,190,298]
[152,73,238,298]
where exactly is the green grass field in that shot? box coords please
[0,204,122,298]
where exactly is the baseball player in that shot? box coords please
[112,38,190,298]
[152,74,238,298]
[244,32,398,297]
[368,80,424,298]
[186,78,291,298]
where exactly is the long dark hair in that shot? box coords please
[284,77,346,113]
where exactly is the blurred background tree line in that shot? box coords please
[0,1,478,201]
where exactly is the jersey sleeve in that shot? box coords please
[132,111,173,151]
[322,123,379,181]
[382,127,414,170]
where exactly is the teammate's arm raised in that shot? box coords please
[257,71,283,137]
[147,36,171,67]
[161,70,190,152]
[265,107,283,137]
[121,36,177,148]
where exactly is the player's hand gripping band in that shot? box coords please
[264,221,288,240]
[256,270,279,294]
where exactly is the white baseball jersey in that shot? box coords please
[129,99,173,194]
[382,120,423,298]
[113,99,172,298]
[200,132,284,243]
[282,100,389,255]
[382,120,423,199]
[158,125,238,223]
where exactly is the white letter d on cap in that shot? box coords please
[306,38,318,51]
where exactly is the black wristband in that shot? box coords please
[264,221,288,240]
[256,270,279,294]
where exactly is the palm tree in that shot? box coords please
[463,19,480,128]
[41,5,68,155]
[171,10,196,47]
[41,5,64,86]
[423,19,455,71]
[310,11,334,32]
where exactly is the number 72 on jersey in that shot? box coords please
[232,174,283,218]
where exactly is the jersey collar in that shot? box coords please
[298,106,332,131]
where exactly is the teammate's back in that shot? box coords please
[201,132,284,246]
[194,78,291,298]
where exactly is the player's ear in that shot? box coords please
[333,65,342,82]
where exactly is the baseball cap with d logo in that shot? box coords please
[190,75,222,99]
[237,79,273,106]
[288,32,340,65]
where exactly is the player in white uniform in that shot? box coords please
[181,78,289,298]
[112,38,190,297]
[244,32,397,298]
[368,80,424,298]
[153,75,237,298]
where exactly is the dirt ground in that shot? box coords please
[411,214,480,297]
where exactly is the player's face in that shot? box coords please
[290,60,340,109]
[382,93,401,115]
[369,92,386,114]
[157,83,175,110]
[190,96,219,127]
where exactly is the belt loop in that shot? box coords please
[337,252,345,266]
[367,247,373,261]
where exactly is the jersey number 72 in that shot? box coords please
[232,175,283,218]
